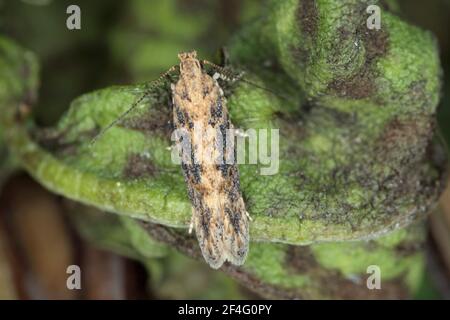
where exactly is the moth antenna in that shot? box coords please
[89,91,150,146]
[202,59,239,81]
[89,65,178,146]
[202,60,295,104]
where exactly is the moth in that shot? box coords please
[172,51,249,269]
[92,51,249,269]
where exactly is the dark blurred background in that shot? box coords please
[0,0,449,299]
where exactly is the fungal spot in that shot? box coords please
[327,21,389,99]
[291,0,319,66]
[276,110,308,141]
[286,246,319,274]
[364,30,389,60]
[296,0,318,38]
[375,116,434,166]
[34,127,97,156]
[120,105,172,139]
[327,67,375,99]
[123,153,158,179]
[394,242,423,257]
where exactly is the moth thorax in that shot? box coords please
[179,60,202,78]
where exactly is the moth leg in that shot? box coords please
[204,59,294,104]
[234,128,249,138]
[245,211,253,222]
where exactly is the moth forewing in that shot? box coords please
[171,51,249,269]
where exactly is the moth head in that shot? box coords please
[178,51,197,61]
[178,50,201,76]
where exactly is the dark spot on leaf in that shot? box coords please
[123,153,158,179]
[291,0,319,66]
[327,8,389,99]
[286,246,319,274]
[375,116,434,166]
[276,110,308,142]
[33,127,97,157]
[327,66,376,99]
[394,242,424,257]
[296,0,318,38]
[120,104,172,139]
[362,28,389,61]
[284,104,444,231]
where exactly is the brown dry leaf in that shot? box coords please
[0,218,18,299]
[6,175,77,299]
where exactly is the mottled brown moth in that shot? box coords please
[92,51,249,269]
[172,51,249,269]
